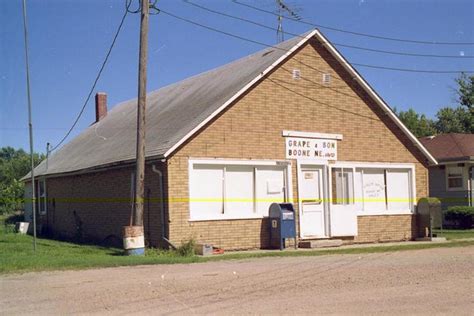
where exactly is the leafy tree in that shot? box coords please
[441,73,474,133]
[435,106,472,134]
[455,73,474,111]
[396,74,474,136]
[0,147,44,214]
[394,108,436,137]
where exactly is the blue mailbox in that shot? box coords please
[269,203,297,250]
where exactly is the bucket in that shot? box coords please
[123,226,145,255]
[15,222,30,234]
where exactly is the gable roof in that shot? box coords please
[26,29,436,179]
[419,133,474,163]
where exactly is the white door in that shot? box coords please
[299,167,326,238]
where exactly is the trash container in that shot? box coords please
[269,203,297,250]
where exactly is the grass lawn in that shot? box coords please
[433,229,474,240]
[1,216,474,275]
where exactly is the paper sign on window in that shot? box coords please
[267,180,282,194]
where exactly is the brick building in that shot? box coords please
[24,30,437,250]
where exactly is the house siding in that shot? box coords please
[165,40,429,250]
[428,166,472,209]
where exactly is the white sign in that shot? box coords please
[285,137,337,160]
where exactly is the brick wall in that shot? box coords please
[42,163,166,247]
[165,39,429,249]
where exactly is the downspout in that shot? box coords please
[152,164,176,249]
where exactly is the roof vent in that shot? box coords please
[262,50,274,57]
[292,69,301,80]
[322,73,331,84]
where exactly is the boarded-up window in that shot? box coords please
[224,166,254,217]
[189,165,224,219]
[189,162,288,220]
[255,166,285,216]
[386,169,411,212]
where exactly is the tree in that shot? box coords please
[455,73,474,111]
[435,106,472,134]
[395,108,436,137]
[443,73,474,133]
[396,74,474,136]
[0,147,44,214]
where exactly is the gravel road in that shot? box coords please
[1,246,473,315]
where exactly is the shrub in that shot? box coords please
[444,206,474,229]
[176,238,196,257]
[0,180,24,215]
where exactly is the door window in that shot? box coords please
[331,168,354,205]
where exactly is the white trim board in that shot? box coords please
[282,130,343,140]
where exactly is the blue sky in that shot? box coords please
[1,0,473,153]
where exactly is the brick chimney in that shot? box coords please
[95,92,107,123]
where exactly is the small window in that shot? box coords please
[36,179,47,215]
[447,166,464,190]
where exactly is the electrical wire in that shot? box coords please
[184,0,474,59]
[50,1,131,152]
[266,77,380,122]
[159,9,474,74]
[232,0,474,46]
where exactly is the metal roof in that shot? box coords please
[26,31,311,178]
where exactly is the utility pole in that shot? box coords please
[133,0,149,227]
[22,0,37,252]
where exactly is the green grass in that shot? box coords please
[0,216,199,274]
[1,215,474,275]
[433,229,474,240]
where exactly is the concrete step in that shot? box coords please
[299,239,343,249]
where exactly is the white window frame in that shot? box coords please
[331,166,355,206]
[445,165,466,191]
[331,162,416,216]
[37,178,47,215]
[188,158,293,221]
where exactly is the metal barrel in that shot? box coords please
[123,226,145,255]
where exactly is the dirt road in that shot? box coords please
[1,246,473,315]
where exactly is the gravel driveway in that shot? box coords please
[1,246,473,315]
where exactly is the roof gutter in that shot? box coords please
[435,156,474,164]
[21,155,167,181]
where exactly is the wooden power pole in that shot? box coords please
[133,0,149,227]
[22,0,37,252]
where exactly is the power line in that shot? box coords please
[184,0,474,59]
[267,77,380,122]
[232,0,474,46]
[50,1,131,152]
[159,9,474,74]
